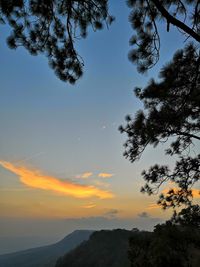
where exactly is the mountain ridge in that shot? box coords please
[55,229,135,267]
[0,230,93,267]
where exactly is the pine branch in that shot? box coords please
[151,0,200,42]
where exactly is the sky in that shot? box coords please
[0,1,199,254]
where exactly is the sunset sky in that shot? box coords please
[0,1,199,254]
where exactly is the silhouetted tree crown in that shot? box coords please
[0,0,113,83]
[127,0,200,72]
[1,1,199,82]
[122,1,200,212]
[171,205,200,228]
[120,44,200,209]
[128,222,200,267]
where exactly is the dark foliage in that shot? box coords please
[1,1,199,82]
[120,44,200,209]
[171,204,200,228]
[0,0,114,83]
[128,231,153,267]
[127,0,200,73]
[55,229,135,267]
[128,222,200,267]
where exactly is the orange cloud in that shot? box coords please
[192,189,200,198]
[98,173,114,178]
[147,203,159,210]
[82,203,96,209]
[147,188,200,209]
[0,161,114,199]
[76,172,93,179]
[162,187,200,199]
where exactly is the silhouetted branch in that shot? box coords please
[151,0,200,42]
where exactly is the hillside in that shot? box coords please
[0,230,93,267]
[55,229,135,267]
[55,227,200,267]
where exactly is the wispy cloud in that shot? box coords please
[104,209,119,218]
[0,187,32,192]
[147,203,159,210]
[76,172,93,179]
[138,212,149,218]
[98,173,114,178]
[82,203,96,209]
[94,180,110,188]
[0,161,114,199]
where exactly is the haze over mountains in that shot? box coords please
[0,230,93,267]
[0,229,136,267]
[1,227,199,267]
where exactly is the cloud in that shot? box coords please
[94,180,110,188]
[82,203,96,209]
[98,173,114,178]
[104,209,119,218]
[192,189,200,198]
[0,161,114,199]
[147,188,200,210]
[76,172,93,179]
[138,212,149,218]
[162,187,200,199]
[147,203,160,210]
[0,187,32,192]
[62,215,162,232]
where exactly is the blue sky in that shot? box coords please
[0,1,198,254]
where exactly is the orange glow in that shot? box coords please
[147,187,200,210]
[192,189,200,198]
[98,173,114,178]
[147,203,159,210]
[162,187,200,199]
[82,203,96,209]
[0,161,114,199]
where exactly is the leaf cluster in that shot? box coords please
[171,204,200,227]
[127,0,200,72]
[0,0,114,83]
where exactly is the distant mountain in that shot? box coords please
[0,230,93,267]
[55,229,135,267]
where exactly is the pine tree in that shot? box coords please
[120,44,200,209]
[127,0,200,72]
[0,0,113,83]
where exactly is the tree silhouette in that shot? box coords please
[127,0,200,72]
[128,222,200,267]
[171,205,200,227]
[1,1,200,82]
[120,44,200,209]
[123,0,200,215]
[0,0,113,83]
